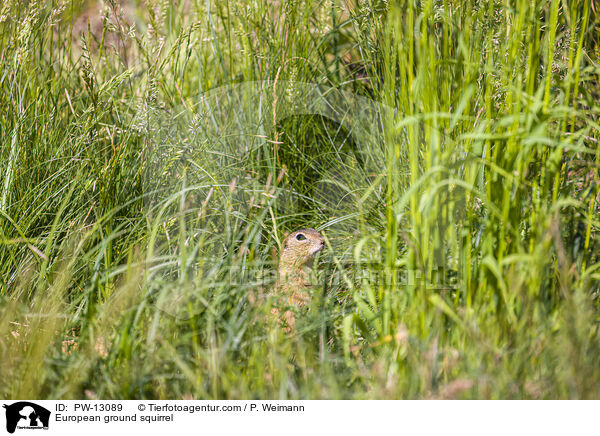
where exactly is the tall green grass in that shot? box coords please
[0,0,598,399]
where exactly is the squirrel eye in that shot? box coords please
[296,234,306,241]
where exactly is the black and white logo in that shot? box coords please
[2,402,50,434]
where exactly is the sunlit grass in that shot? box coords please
[0,0,598,399]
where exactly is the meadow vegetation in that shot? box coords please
[0,0,599,399]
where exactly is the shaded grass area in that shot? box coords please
[0,0,599,399]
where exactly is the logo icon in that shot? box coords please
[2,402,50,434]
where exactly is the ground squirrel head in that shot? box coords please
[279,228,325,272]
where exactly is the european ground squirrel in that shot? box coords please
[271,228,325,331]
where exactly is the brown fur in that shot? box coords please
[271,228,325,331]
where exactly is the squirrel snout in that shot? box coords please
[312,241,325,254]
